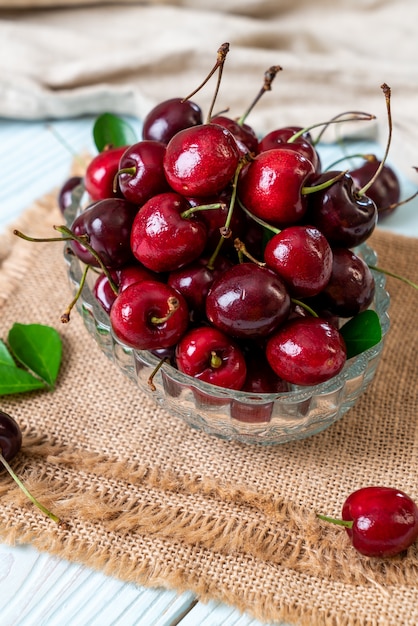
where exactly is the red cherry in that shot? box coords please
[264,225,333,298]
[238,147,315,227]
[116,140,170,205]
[110,280,189,350]
[142,97,203,144]
[266,317,347,386]
[175,326,247,390]
[210,115,259,155]
[258,126,321,172]
[130,192,208,272]
[94,263,159,313]
[84,146,126,201]
[319,486,418,558]
[163,123,240,197]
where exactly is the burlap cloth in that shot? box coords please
[0,193,417,626]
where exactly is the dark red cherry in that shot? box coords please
[266,317,347,386]
[238,148,315,227]
[264,225,333,298]
[206,263,291,339]
[58,176,83,214]
[175,326,247,390]
[116,140,169,205]
[163,124,240,197]
[306,170,377,248]
[70,197,138,269]
[110,280,189,350]
[0,410,22,465]
[350,159,401,219]
[84,146,126,201]
[210,115,259,155]
[142,97,203,144]
[340,486,418,557]
[130,192,207,273]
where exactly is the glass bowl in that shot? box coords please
[63,241,390,445]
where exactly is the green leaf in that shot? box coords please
[0,365,46,395]
[339,310,382,360]
[7,323,63,388]
[93,113,137,152]
[0,339,16,367]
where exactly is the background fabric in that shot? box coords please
[0,0,417,183]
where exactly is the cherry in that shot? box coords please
[266,317,347,386]
[309,247,375,318]
[305,170,377,248]
[258,126,321,172]
[130,192,208,273]
[206,262,291,339]
[94,263,159,313]
[57,176,83,214]
[84,145,126,201]
[142,97,203,145]
[0,410,64,526]
[110,280,189,350]
[264,225,333,298]
[350,158,401,219]
[237,147,316,227]
[175,326,247,390]
[319,486,418,558]
[167,255,232,322]
[163,123,240,197]
[210,115,259,156]
[115,140,170,205]
[70,197,138,269]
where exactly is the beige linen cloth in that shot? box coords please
[0,0,417,183]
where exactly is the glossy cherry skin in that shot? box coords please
[258,126,321,172]
[84,146,126,201]
[306,171,377,248]
[167,255,232,322]
[0,410,22,464]
[175,326,247,390]
[163,123,240,197]
[210,115,259,155]
[310,248,375,318]
[58,176,83,214]
[142,97,203,145]
[264,225,333,298]
[70,197,138,269]
[94,263,159,313]
[110,280,189,350]
[342,486,418,557]
[350,159,401,219]
[116,140,169,205]
[266,317,347,386]
[237,148,316,227]
[130,192,207,273]
[206,263,291,339]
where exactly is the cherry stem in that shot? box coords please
[237,65,282,126]
[291,298,319,318]
[0,448,63,526]
[180,202,225,220]
[61,262,90,323]
[302,170,349,195]
[206,157,248,270]
[324,153,377,172]
[113,166,136,193]
[147,357,169,392]
[317,513,353,529]
[150,296,179,325]
[234,238,265,266]
[369,265,418,290]
[378,189,418,214]
[210,351,223,369]
[54,225,119,295]
[182,42,230,124]
[13,229,83,244]
[237,198,280,236]
[312,111,376,145]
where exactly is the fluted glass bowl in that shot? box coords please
[64,241,390,445]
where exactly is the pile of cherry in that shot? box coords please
[58,81,402,393]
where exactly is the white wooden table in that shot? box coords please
[1,117,417,626]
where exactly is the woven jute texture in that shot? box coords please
[0,194,417,626]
